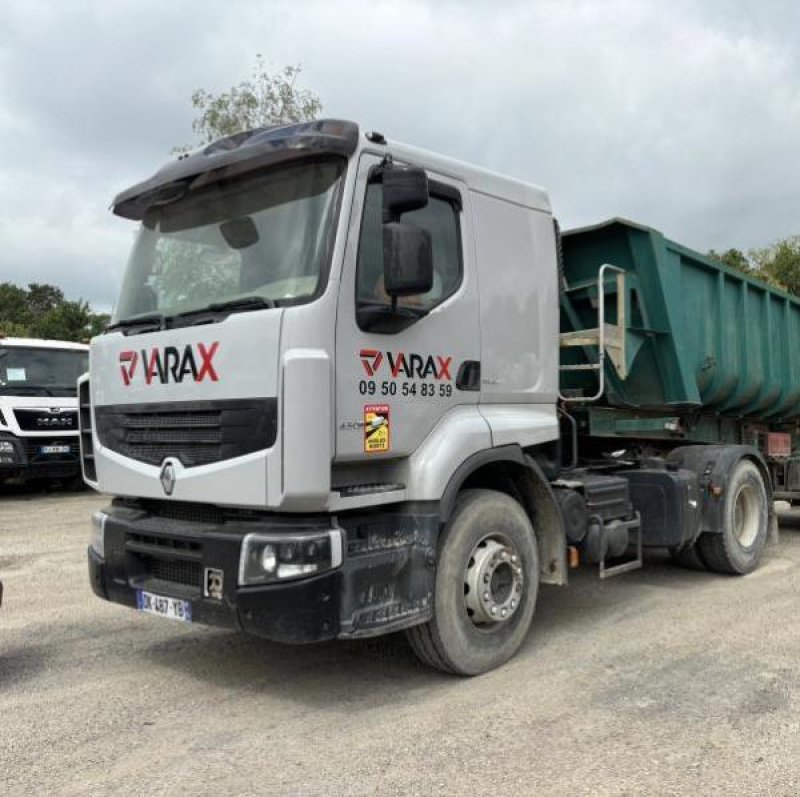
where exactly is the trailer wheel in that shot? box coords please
[697,459,768,575]
[406,489,539,675]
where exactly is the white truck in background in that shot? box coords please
[0,337,89,487]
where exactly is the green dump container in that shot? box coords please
[560,219,800,422]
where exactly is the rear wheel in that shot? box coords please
[697,459,768,575]
[406,489,539,675]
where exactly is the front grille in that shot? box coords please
[127,531,203,588]
[95,398,277,467]
[114,497,269,526]
[14,408,78,432]
[25,439,80,463]
[139,499,226,525]
[145,556,202,587]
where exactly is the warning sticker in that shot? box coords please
[364,404,390,453]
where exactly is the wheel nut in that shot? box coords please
[501,608,507,617]
[491,606,497,616]
[511,555,517,563]
[510,600,516,609]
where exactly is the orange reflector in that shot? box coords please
[568,546,580,568]
[710,485,723,497]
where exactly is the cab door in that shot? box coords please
[334,152,481,462]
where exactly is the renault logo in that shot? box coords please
[160,462,176,495]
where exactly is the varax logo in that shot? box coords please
[119,342,220,386]
[359,349,452,380]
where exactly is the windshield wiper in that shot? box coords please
[174,296,277,320]
[106,313,167,333]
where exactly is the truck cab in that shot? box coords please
[0,337,89,486]
[85,120,774,674]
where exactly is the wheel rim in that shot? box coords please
[733,483,761,548]
[463,535,524,626]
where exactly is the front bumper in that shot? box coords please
[88,501,439,643]
[89,545,340,641]
[0,433,81,477]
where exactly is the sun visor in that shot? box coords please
[112,119,359,221]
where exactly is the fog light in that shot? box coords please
[90,511,107,558]
[239,529,342,586]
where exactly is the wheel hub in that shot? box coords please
[733,483,759,548]
[464,537,524,626]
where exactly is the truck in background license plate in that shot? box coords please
[136,590,192,623]
[40,444,70,455]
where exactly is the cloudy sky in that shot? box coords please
[1,0,799,312]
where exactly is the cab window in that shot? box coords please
[356,180,462,325]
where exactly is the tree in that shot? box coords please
[179,55,322,150]
[707,248,752,274]
[0,282,108,342]
[26,283,65,316]
[708,239,800,296]
[750,236,800,296]
[0,282,32,328]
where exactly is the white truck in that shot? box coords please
[84,120,779,674]
[0,337,88,487]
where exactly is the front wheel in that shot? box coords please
[406,489,539,675]
[697,459,768,575]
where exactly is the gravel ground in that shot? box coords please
[2,490,800,796]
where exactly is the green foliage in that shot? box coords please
[0,282,32,327]
[750,236,800,296]
[708,238,800,297]
[707,248,752,274]
[0,282,108,342]
[179,56,322,151]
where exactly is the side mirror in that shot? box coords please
[383,222,433,297]
[382,167,429,219]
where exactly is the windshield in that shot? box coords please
[113,158,345,323]
[0,346,88,396]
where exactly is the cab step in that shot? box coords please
[336,482,406,498]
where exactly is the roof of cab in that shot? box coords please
[368,138,551,214]
[111,118,551,219]
[0,337,89,351]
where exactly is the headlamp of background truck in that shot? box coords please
[0,438,18,464]
[90,511,107,558]
[238,530,343,586]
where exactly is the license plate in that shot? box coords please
[40,444,70,455]
[136,590,192,623]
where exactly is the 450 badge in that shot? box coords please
[358,348,454,399]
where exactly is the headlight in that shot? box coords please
[0,439,17,464]
[90,511,107,558]
[238,529,343,585]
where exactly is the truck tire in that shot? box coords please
[406,489,539,675]
[669,543,707,571]
[697,459,768,575]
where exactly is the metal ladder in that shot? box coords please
[559,263,627,403]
